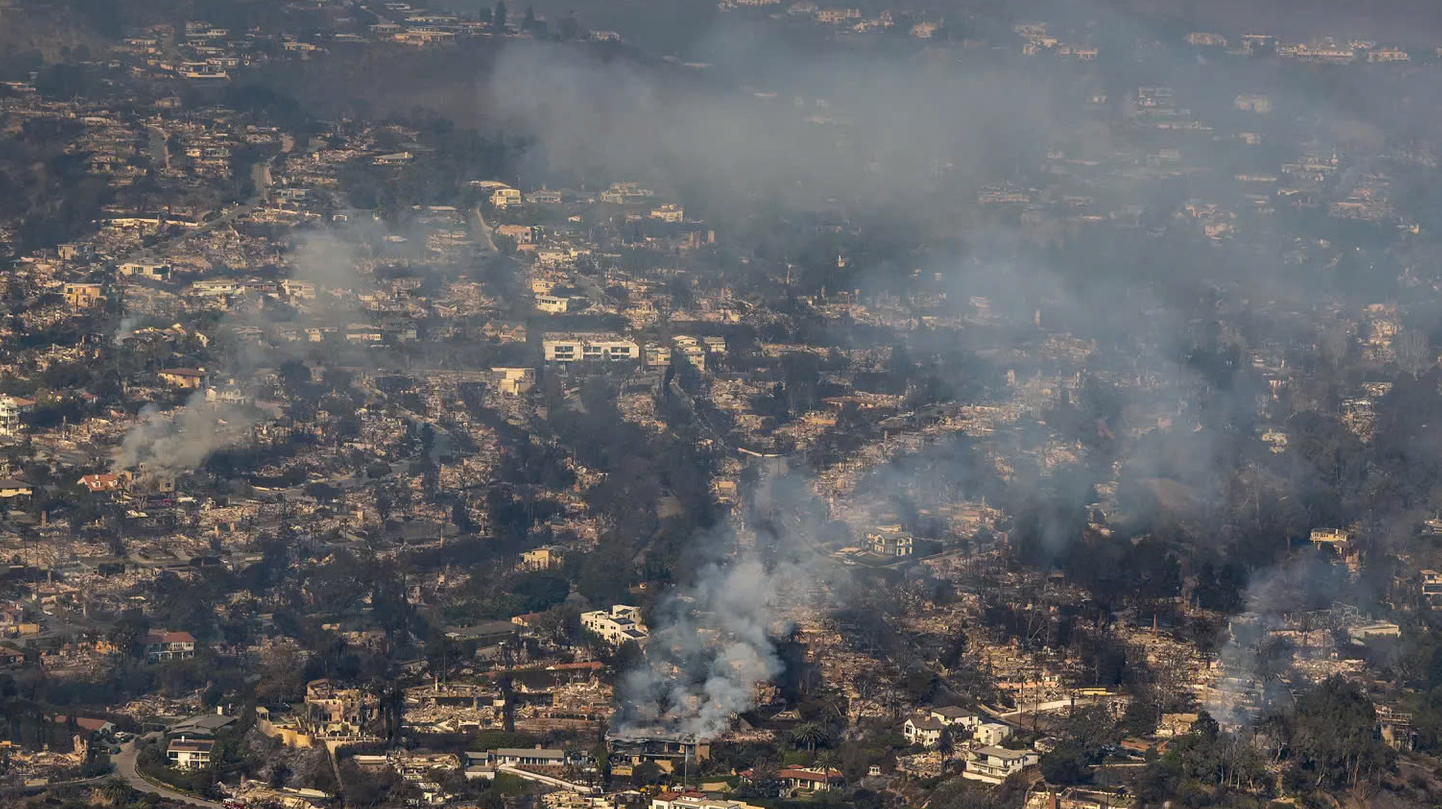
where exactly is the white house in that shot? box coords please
[649,204,684,223]
[490,367,535,396]
[963,746,1038,784]
[535,295,569,313]
[929,706,982,731]
[645,345,673,367]
[974,722,1012,746]
[167,737,215,770]
[866,527,914,557]
[679,344,707,371]
[581,605,648,646]
[903,715,946,747]
[490,187,522,208]
[144,630,198,661]
[542,334,639,363]
[0,396,34,436]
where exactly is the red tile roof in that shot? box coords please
[79,473,122,491]
[53,716,113,732]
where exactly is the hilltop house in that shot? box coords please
[581,605,648,646]
[144,631,197,661]
[929,706,982,731]
[963,746,1038,784]
[159,368,208,389]
[167,737,215,769]
[903,715,946,747]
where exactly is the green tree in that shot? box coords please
[1280,676,1394,791]
[792,721,829,753]
[100,776,131,804]
[1123,698,1159,737]
[631,760,663,788]
[1040,742,1093,785]
[936,728,955,765]
[108,608,149,660]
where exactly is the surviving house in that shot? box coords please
[542,333,639,363]
[144,631,198,661]
[929,706,982,731]
[490,367,536,396]
[581,605,648,646]
[903,715,946,747]
[974,722,1013,746]
[159,368,208,389]
[963,746,1038,784]
[483,747,571,767]
[866,526,914,558]
[776,767,841,792]
[0,396,33,435]
[167,737,215,769]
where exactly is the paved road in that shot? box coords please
[470,205,499,254]
[113,742,224,808]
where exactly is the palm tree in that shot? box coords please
[100,777,132,805]
[812,750,840,778]
[936,728,956,767]
[791,722,828,753]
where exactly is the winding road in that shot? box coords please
[112,742,224,808]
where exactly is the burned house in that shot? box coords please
[605,729,711,773]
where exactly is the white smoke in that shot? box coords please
[110,224,375,472]
[1207,553,1353,727]
[115,315,138,343]
[617,553,808,738]
[113,392,258,472]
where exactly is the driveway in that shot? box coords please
[112,742,225,808]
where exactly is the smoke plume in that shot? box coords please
[113,393,258,472]
[616,553,807,737]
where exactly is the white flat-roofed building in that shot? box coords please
[653,795,765,809]
[0,396,34,435]
[535,295,569,313]
[543,333,639,363]
[581,605,648,646]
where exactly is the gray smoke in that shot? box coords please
[114,315,138,343]
[1207,553,1354,727]
[113,392,258,472]
[617,553,806,737]
[111,223,373,472]
[484,33,1054,212]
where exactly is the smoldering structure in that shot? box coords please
[604,728,712,774]
[110,227,374,474]
[613,556,803,738]
[113,394,258,473]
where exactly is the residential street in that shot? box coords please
[113,742,224,808]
